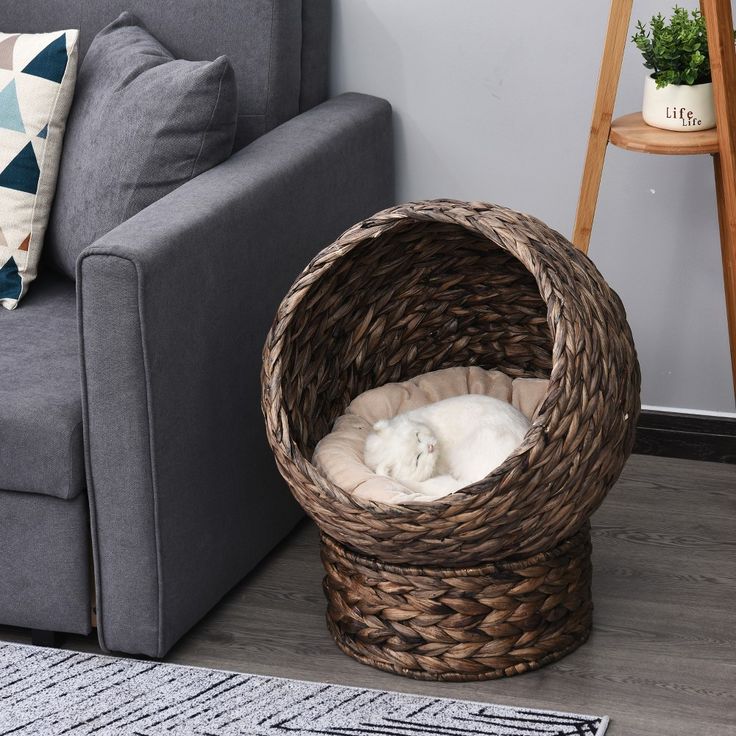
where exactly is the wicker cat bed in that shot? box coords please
[262,199,640,681]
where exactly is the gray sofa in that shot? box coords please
[0,0,393,657]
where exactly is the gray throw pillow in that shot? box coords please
[46,12,237,279]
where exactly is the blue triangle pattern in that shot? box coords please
[0,142,40,194]
[0,257,22,300]
[0,80,25,133]
[22,33,67,84]
[37,124,48,139]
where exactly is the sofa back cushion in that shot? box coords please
[1,0,330,152]
[45,13,237,280]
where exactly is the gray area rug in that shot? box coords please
[0,642,609,735]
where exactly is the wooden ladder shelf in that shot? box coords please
[573,0,736,400]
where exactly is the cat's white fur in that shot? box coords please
[364,394,530,500]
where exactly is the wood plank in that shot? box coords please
[572,0,634,253]
[609,112,720,155]
[0,455,733,736]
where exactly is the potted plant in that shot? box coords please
[632,6,717,132]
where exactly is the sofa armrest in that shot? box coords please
[77,92,394,657]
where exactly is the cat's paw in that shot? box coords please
[414,474,461,498]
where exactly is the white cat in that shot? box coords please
[364,394,530,499]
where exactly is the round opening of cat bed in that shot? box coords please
[277,216,553,465]
[262,200,639,567]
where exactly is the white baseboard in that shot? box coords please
[642,404,736,419]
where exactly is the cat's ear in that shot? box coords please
[373,420,390,433]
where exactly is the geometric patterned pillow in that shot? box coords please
[0,30,78,309]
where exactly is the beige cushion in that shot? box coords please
[312,367,549,505]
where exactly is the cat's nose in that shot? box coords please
[428,444,435,454]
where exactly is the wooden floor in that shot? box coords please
[1,454,734,735]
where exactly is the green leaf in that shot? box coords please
[632,5,728,87]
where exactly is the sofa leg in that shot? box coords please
[30,629,58,647]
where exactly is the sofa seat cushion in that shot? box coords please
[0,270,84,498]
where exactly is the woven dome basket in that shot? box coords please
[262,199,640,681]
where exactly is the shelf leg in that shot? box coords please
[573,0,633,254]
[712,154,736,400]
[702,0,736,400]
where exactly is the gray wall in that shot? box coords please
[330,0,736,416]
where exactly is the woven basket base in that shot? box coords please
[321,527,593,682]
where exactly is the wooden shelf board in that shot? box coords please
[609,112,719,155]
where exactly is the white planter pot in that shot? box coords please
[642,76,715,131]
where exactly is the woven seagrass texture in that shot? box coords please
[321,527,593,682]
[262,199,641,566]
